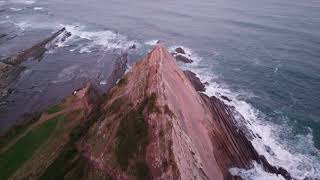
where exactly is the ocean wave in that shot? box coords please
[229,161,285,180]
[14,21,31,30]
[54,24,138,53]
[33,7,43,10]
[144,39,159,46]
[9,0,35,4]
[173,45,320,179]
[9,7,23,11]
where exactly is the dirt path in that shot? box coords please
[0,93,86,153]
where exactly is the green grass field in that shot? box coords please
[0,115,65,179]
[0,113,40,150]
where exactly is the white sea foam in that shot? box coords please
[173,45,320,179]
[144,39,159,46]
[229,161,285,180]
[10,7,22,11]
[54,24,137,53]
[99,80,107,85]
[10,0,35,4]
[33,7,43,10]
[24,0,35,4]
[14,21,31,30]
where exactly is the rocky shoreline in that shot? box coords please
[0,28,70,106]
[0,39,294,179]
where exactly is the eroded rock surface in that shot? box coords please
[183,70,206,92]
[79,44,292,179]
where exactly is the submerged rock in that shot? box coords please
[0,62,24,100]
[0,34,6,39]
[0,28,69,102]
[2,27,67,65]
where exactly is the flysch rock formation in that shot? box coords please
[0,44,293,180]
[79,44,292,179]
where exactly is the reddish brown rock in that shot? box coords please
[0,44,294,180]
[79,44,292,180]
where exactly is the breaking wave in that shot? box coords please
[170,45,320,179]
[54,24,138,53]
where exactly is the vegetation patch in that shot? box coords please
[41,107,103,179]
[0,112,41,150]
[115,106,148,169]
[47,104,63,114]
[109,97,124,113]
[70,108,102,143]
[135,161,151,180]
[113,93,157,178]
[146,93,160,113]
[39,145,86,180]
[0,115,65,179]
[164,105,175,118]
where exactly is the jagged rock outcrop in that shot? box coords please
[2,28,68,65]
[78,44,292,179]
[171,47,193,63]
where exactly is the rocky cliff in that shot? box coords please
[78,44,291,179]
[0,44,291,180]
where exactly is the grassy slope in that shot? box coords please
[0,113,41,151]
[0,115,65,179]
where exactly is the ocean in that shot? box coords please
[0,0,319,179]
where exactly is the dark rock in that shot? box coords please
[5,35,17,41]
[204,82,209,86]
[129,44,136,49]
[0,34,7,39]
[199,93,294,180]
[106,53,128,91]
[264,145,275,156]
[175,54,193,63]
[221,95,232,102]
[278,167,292,180]
[0,62,24,90]
[183,70,205,92]
[3,27,67,65]
[59,31,72,43]
[175,47,185,54]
